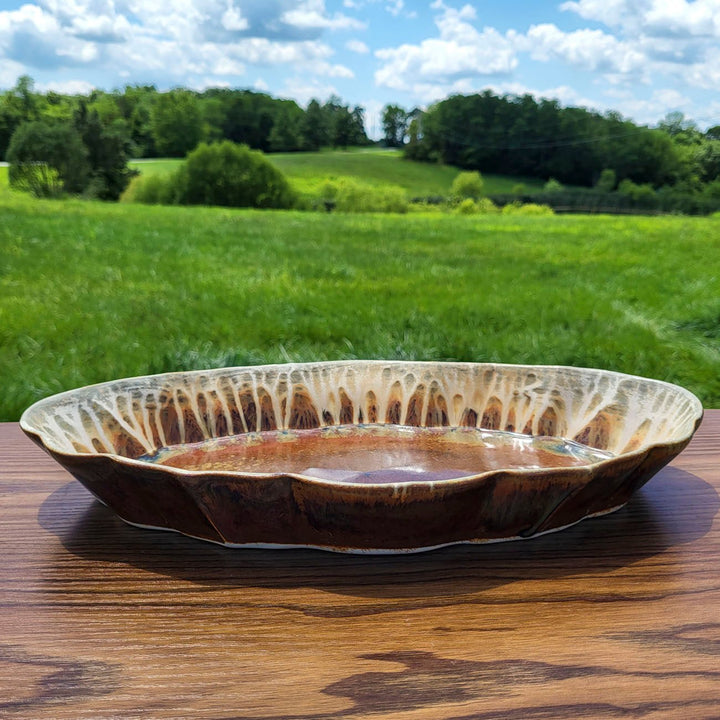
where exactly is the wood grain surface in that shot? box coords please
[1,415,719,720]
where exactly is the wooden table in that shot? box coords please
[1,414,719,720]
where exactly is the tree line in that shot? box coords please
[3,75,719,209]
[0,76,370,199]
[393,91,720,200]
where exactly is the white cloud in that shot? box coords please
[279,77,337,105]
[346,38,369,53]
[559,0,632,27]
[281,1,365,31]
[221,5,249,32]
[562,0,720,38]
[210,56,245,76]
[36,78,96,94]
[684,45,720,89]
[524,23,645,75]
[375,2,517,95]
[0,58,28,86]
[600,87,695,124]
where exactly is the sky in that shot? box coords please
[1,0,719,137]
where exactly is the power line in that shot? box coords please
[432,125,663,152]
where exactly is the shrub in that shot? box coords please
[120,172,182,205]
[595,168,617,193]
[407,201,445,214]
[455,198,478,215]
[451,171,484,199]
[618,179,656,201]
[543,178,563,193]
[7,121,88,197]
[332,177,408,213]
[502,202,555,216]
[511,183,526,195]
[179,141,294,209]
[475,197,499,214]
[123,141,296,209]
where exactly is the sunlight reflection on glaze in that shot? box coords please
[140,425,614,484]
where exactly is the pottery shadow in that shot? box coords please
[38,466,718,605]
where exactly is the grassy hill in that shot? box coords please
[129,149,544,198]
[1,190,718,420]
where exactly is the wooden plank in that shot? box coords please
[1,416,719,719]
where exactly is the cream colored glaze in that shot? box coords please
[20,361,703,462]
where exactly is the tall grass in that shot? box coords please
[1,193,719,420]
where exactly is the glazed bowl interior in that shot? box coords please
[21,360,702,467]
[19,361,703,552]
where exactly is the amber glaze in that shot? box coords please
[147,425,612,483]
[20,361,703,551]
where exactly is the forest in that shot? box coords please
[1,75,719,212]
[0,76,369,200]
[399,92,720,199]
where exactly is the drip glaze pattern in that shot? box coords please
[20,361,703,553]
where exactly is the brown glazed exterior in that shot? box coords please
[20,361,703,553]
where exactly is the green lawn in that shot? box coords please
[130,150,543,198]
[1,193,719,420]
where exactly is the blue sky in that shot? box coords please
[1,0,719,136]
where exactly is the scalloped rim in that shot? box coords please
[20,360,703,489]
[20,360,704,490]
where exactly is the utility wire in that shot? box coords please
[432,125,663,151]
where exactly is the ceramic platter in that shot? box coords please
[21,361,703,553]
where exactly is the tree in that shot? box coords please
[382,104,409,147]
[0,75,40,159]
[695,141,720,183]
[332,107,355,148]
[74,101,136,200]
[300,99,328,150]
[268,103,303,152]
[350,105,369,145]
[658,111,701,143]
[595,168,617,192]
[151,89,203,157]
[7,121,88,196]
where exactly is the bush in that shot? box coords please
[502,202,555,216]
[123,141,295,209]
[451,171,484,199]
[543,178,563,193]
[475,197,499,214]
[120,173,182,205]
[454,197,499,215]
[455,198,478,215]
[595,168,617,193]
[331,177,408,213]
[511,183,526,195]
[7,121,88,197]
[618,179,656,201]
[407,201,445,214]
[179,141,294,209]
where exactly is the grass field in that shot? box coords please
[1,190,718,421]
[129,149,544,198]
